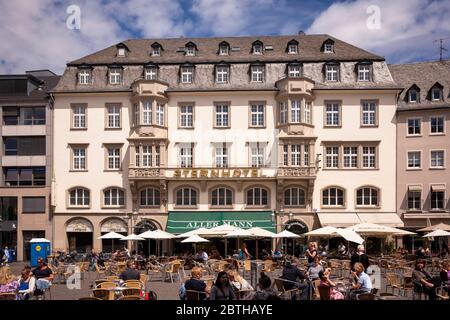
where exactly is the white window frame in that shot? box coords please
[430,191,445,210]
[362,101,377,126]
[152,46,160,56]
[251,65,264,82]
[253,44,263,54]
[69,188,89,207]
[291,144,301,166]
[288,44,298,54]
[430,116,445,134]
[407,190,421,211]
[409,90,418,103]
[250,143,265,167]
[181,67,194,83]
[430,150,445,168]
[304,144,310,166]
[215,104,229,127]
[283,145,289,166]
[216,66,229,83]
[304,101,312,124]
[356,187,379,207]
[72,105,86,128]
[343,146,358,168]
[250,103,265,127]
[279,102,288,124]
[109,68,122,85]
[247,187,268,206]
[407,151,421,169]
[78,70,91,85]
[358,65,371,81]
[117,48,126,57]
[215,144,228,168]
[407,118,421,136]
[180,105,194,128]
[107,147,121,170]
[219,45,229,55]
[133,104,140,126]
[104,188,125,207]
[73,147,86,170]
[176,187,197,206]
[179,145,193,168]
[156,103,164,126]
[325,146,339,168]
[107,105,121,128]
[186,46,195,56]
[322,187,344,207]
[145,67,157,80]
[325,103,340,126]
[142,145,152,167]
[288,64,301,77]
[324,43,334,53]
[325,65,338,81]
[143,101,152,125]
[432,87,442,101]
[284,187,305,207]
[362,146,376,168]
[291,100,301,123]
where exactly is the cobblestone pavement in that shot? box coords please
[7,262,402,300]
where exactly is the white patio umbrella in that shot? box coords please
[224,228,253,258]
[273,230,300,256]
[246,227,276,259]
[181,234,210,254]
[138,230,175,257]
[418,223,450,232]
[305,226,364,245]
[423,229,450,238]
[120,233,145,241]
[98,231,125,253]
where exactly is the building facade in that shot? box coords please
[51,34,402,254]
[0,70,59,261]
[391,61,450,246]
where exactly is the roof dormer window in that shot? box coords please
[322,39,335,53]
[117,48,126,57]
[409,90,418,103]
[252,41,263,55]
[287,40,299,54]
[219,43,229,55]
[151,42,163,57]
[185,42,197,56]
[431,86,443,101]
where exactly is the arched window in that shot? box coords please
[69,187,90,206]
[104,188,125,207]
[322,187,344,206]
[211,187,233,207]
[246,187,268,206]
[356,187,379,206]
[284,187,306,207]
[176,187,197,206]
[140,188,160,206]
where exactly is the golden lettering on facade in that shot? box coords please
[242,169,250,177]
[191,169,198,178]
[222,169,231,177]
[233,169,241,177]
[174,169,181,177]
[182,170,190,177]
[200,169,208,178]
[251,168,259,177]
[211,170,219,178]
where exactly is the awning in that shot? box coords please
[318,212,404,228]
[431,184,446,192]
[317,213,360,227]
[408,185,422,191]
[357,213,404,227]
[166,211,275,234]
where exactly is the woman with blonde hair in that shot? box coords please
[228,270,253,291]
[0,266,19,294]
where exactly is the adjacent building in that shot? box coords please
[0,70,59,261]
[390,60,450,246]
[50,34,404,254]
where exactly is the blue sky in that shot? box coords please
[0,0,449,74]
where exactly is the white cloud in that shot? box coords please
[307,0,450,63]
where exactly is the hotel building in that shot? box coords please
[51,34,402,254]
[390,60,450,246]
[0,70,59,261]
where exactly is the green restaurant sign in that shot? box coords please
[166,211,275,234]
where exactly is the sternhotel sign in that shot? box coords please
[174,168,264,178]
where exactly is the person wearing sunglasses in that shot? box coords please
[32,258,53,296]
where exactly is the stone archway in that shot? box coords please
[284,219,309,256]
[134,219,160,256]
[65,217,94,253]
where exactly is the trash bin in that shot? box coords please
[30,238,51,267]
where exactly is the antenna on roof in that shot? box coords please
[434,37,449,61]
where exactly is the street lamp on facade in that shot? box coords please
[124,208,139,251]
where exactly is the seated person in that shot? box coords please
[120,260,140,281]
[439,261,449,292]
[252,272,281,300]
[184,267,210,300]
[307,256,324,280]
[281,258,310,300]
[319,269,344,300]
[0,266,19,294]
[349,262,372,300]
[32,258,53,295]
[18,266,36,300]
[413,259,440,300]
